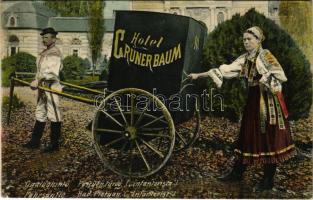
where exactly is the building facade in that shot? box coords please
[132,1,270,32]
[1,1,278,62]
[1,1,114,62]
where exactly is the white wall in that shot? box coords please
[3,29,41,58]
[56,32,90,59]
[0,0,270,61]
[164,0,269,32]
[101,32,113,57]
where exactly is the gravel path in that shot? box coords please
[1,87,312,198]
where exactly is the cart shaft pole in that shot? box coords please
[60,81,103,94]
[14,71,103,95]
[7,77,15,125]
[13,78,96,105]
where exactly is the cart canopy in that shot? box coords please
[108,11,207,97]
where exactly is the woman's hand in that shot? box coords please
[30,80,39,90]
[187,73,199,80]
[259,72,271,86]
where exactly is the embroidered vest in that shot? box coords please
[241,52,286,133]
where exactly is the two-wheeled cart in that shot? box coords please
[8,11,207,177]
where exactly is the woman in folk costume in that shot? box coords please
[188,26,296,190]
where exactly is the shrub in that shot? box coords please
[66,75,99,85]
[83,58,91,71]
[99,68,109,81]
[202,8,312,121]
[99,57,109,81]
[62,55,86,80]
[2,93,25,111]
[1,52,36,86]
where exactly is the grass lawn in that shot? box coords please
[1,71,100,87]
[64,76,100,85]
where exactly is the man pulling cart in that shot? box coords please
[23,27,63,153]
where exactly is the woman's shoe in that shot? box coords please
[255,164,276,191]
[217,160,246,182]
[255,178,274,191]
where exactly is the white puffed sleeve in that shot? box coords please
[257,49,287,93]
[208,55,245,88]
[40,55,62,81]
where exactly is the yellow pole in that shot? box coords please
[60,81,103,94]
[13,78,96,105]
[14,72,104,94]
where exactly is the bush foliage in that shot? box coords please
[2,93,25,111]
[202,8,312,121]
[99,57,109,81]
[1,52,36,86]
[62,55,86,80]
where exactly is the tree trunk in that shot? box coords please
[92,63,95,77]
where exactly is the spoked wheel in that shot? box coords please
[174,97,201,152]
[92,88,175,178]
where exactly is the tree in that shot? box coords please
[44,1,89,17]
[202,9,312,121]
[62,55,85,80]
[82,58,91,71]
[99,55,109,70]
[88,0,105,77]
[279,1,313,67]
[44,0,106,77]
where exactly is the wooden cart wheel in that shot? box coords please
[92,88,175,178]
[174,96,201,152]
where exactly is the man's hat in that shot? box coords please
[40,27,58,36]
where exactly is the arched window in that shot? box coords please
[8,16,16,27]
[71,38,82,45]
[8,35,19,56]
[217,12,224,24]
[72,49,78,56]
[9,35,19,43]
[71,38,81,56]
[170,8,180,15]
[9,17,16,26]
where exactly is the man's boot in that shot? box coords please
[43,122,61,153]
[23,120,46,149]
[256,164,276,191]
[218,159,247,182]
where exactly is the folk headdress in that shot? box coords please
[245,26,265,42]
